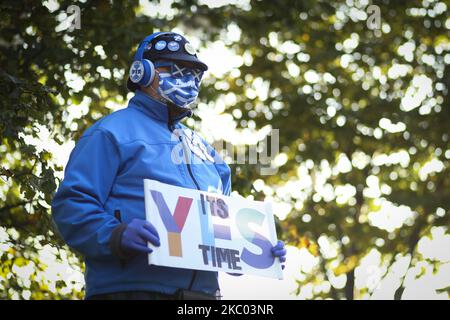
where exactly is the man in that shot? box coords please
[52,31,286,300]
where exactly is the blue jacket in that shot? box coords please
[52,91,231,298]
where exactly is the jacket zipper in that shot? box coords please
[169,122,200,291]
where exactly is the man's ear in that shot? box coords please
[139,74,161,99]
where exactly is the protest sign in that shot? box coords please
[144,179,283,279]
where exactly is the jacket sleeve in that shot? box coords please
[51,129,121,259]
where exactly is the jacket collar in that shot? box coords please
[128,90,192,124]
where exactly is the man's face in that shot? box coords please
[157,61,204,106]
[142,61,204,109]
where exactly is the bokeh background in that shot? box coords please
[0,0,449,299]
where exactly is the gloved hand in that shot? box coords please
[271,240,287,270]
[120,218,160,255]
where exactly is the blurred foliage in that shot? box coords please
[0,0,448,299]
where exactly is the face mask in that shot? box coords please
[157,62,204,109]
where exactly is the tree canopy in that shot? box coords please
[0,0,448,299]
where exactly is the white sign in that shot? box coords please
[144,179,283,279]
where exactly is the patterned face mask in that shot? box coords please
[156,62,204,109]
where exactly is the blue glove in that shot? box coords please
[120,219,160,254]
[271,240,287,270]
